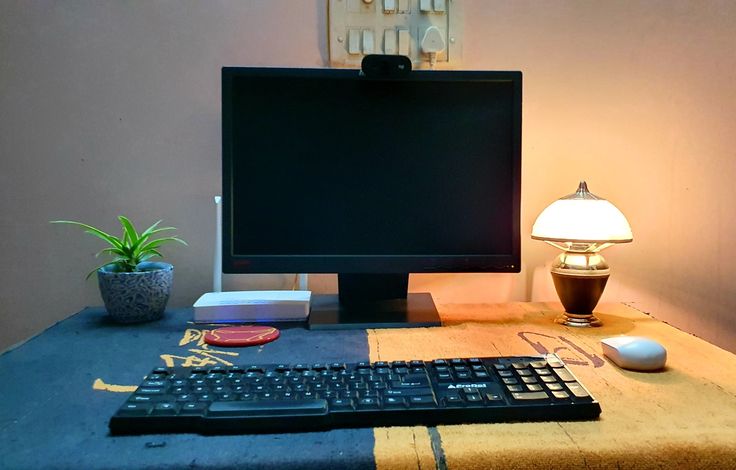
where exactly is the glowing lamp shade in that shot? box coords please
[532,199,633,243]
[532,181,632,327]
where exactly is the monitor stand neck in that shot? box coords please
[308,273,441,330]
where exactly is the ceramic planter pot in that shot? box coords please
[97,261,173,323]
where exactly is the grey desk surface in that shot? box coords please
[0,308,376,469]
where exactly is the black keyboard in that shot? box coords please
[109,354,600,434]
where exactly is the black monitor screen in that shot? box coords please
[222,67,521,275]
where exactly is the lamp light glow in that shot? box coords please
[532,181,632,327]
[531,199,633,243]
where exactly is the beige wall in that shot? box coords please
[1,1,734,352]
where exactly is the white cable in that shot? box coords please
[213,196,222,293]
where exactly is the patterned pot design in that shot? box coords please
[97,261,173,323]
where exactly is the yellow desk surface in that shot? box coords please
[368,302,736,470]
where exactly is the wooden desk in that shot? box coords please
[370,302,736,469]
[1,303,734,469]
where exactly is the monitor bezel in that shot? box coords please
[222,66,522,275]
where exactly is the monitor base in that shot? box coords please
[308,293,441,330]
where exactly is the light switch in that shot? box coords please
[362,29,375,54]
[348,29,361,55]
[328,0,462,68]
[398,29,410,56]
[384,29,397,54]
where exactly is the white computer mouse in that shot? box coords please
[600,336,667,371]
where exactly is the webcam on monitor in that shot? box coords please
[360,54,412,79]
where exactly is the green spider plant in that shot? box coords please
[51,216,187,279]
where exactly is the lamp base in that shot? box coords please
[554,311,603,327]
[551,270,609,328]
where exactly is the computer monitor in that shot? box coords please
[222,66,521,329]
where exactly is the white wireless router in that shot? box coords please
[192,196,311,324]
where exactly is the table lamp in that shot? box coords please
[532,181,633,327]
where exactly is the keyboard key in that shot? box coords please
[384,397,406,408]
[566,382,591,399]
[392,377,429,388]
[384,387,433,397]
[554,368,575,382]
[329,398,354,410]
[485,392,503,402]
[153,403,177,415]
[357,398,380,410]
[208,399,328,417]
[464,393,483,403]
[511,391,550,401]
[443,394,464,406]
[546,355,565,368]
[437,372,452,382]
[118,403,152,416]
[130,395,155,403]
[142,380,166,387]
[180,402,207,414]
[408,396,436,407]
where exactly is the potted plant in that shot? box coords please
[51,216,187,323]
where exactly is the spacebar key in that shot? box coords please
[208,400,328,417]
